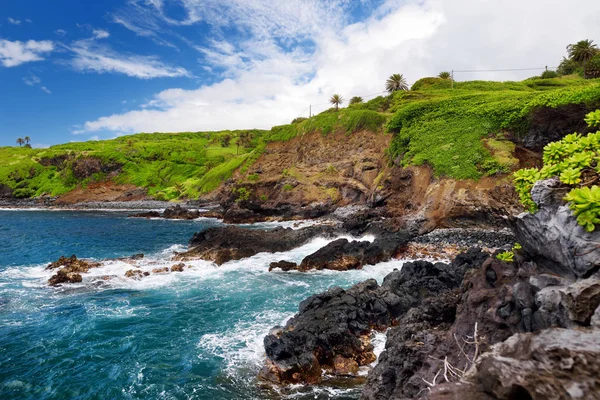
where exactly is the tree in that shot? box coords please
[349,96,363,105]
[16,138,24,147]
[438,71,451,79]
[385,73,409,92]
[220,134,232,147]
[237,131,253,154]
[557,56,580,75]
[24,136,31,144]
[567,39,599,64]
[330,94,343,110]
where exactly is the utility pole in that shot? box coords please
[451,70,454,89]
[309,105,311,118]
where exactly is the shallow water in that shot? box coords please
[0,210,407,399]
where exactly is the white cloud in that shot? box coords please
[7,17,21,25]
[92,29,110,39]
[22,73,51,93]
[68,40,190,79]
[0,39,54,67]
[25,19,32,23]
[81,0,600,135]
[55,29,67,36]
[23,74,41,86]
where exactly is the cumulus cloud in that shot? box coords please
[0,39,54,67]
[68,40,190,79]
[80,0,600,135]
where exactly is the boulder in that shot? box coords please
[297,232,410,272]
[510,178,600,278]
[47,255,101,286]
[268,260,298,272]
[170,263,185,272]
[129,211,161,218]
[430,328,600,400]
[162,204,200,220]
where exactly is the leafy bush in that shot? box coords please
[541,70,559,79]
[496,251,514,262]
[411,77,452,91]
[514,110,600,231]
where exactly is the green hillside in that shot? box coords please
[2,75,600,200]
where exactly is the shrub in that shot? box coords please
[411,77,452,91]
[496,251,514,262]
[291,117,307,124]
[514,110,600,231]
[283,183,294,191]
[540,70,559,79]
[349,96,364,105]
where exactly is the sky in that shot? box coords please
[1,0,599,148]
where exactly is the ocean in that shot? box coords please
[0,210,405,399]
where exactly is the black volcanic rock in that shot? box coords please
[176,225,339,265]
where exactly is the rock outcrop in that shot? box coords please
[429,328,600,400]
[269,232,412,272]
[175,225,339,265]
[259,248,489,385]
[130,204,201,220]
[510,178,600,278]
[47,255,101,286]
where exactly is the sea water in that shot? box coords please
[0,210,406,399]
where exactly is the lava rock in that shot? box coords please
[176,225,338,265]
[269,260,298,272]
[47,255,101,286]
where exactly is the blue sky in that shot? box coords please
[1,0,599,148]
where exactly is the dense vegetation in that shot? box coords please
[0,130,266,200]
[514,110,600,232]
[2,74,599,200]
[352,76,600,180]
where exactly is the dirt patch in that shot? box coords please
[56,181,147,205]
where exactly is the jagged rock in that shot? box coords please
[297,232,410,272]
[48,270,83,285]
[268,260,298,272]
[430,328,600,400]
[152,267,169,274]
[129,211,161,218]
[510,178,600,278]
[162,204,200,219]
[260,248,489,385]
[176,225,338,265]
[533,277,600,329]
[170,263,185,272]
[47,255,101,286]
[124,269,145,279]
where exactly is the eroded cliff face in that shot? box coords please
[218,129,524,230]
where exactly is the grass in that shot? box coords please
[382,76,600,179]
[2,75,599,199]
[0,130,266,200]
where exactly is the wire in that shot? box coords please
[454,67,558,73]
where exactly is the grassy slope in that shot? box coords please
[1,76,599,200]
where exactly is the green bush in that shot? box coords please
[541,70,559,79]
[496,251,515,262]
[411,77,452,91]
[514,110,600,231]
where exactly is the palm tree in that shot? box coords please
[330,94,343,111]
[567,39,599,64]
[349,96,363,105]
[385,74,409,92]
[24,136,31,144]
[438,71,451,79]
[16,138,24,147]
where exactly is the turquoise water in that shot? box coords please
[0,211,404,400]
